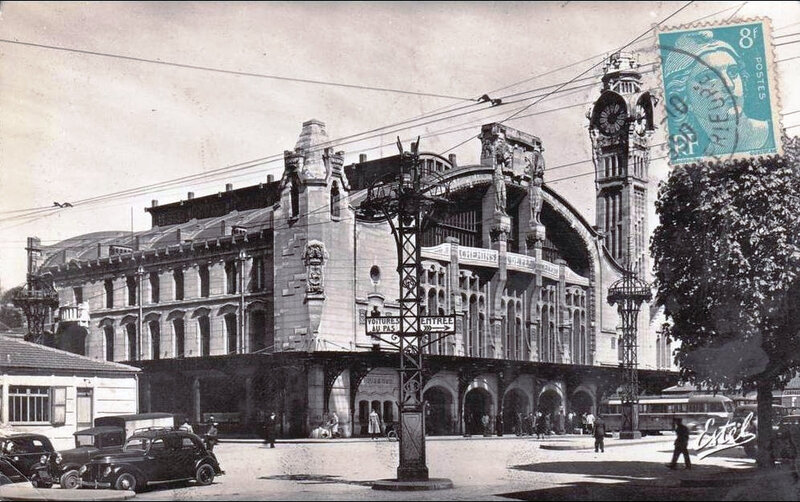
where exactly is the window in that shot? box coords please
[127,276,137,306]
[225,313,237,354]
[330,181,341,218]
[73,287,83,304]
[181,436,199,450]
[104,326,115,361]
[149,321,160,360]
[251,257,264,292]
[199,265,210,298]
[104,279,114,308]
[9,386,64,424]
[225,261,237,295]
[173,269,184,301]
[199,316,211,356]
[126,323,138,360]
[290,180,300,217]
[149,272,160,303]
[174,319,185,358]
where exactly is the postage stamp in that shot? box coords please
[657,19,782,165]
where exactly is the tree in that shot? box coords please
[652,138,800,468]
[0,286,25,330]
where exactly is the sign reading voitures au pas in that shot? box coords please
[365,316,456,335]
[658,19,782,165]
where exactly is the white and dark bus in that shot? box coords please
[599,394,734,435]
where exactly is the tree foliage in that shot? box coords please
[652,138,800,466]
[0,286,24,330]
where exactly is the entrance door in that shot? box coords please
[464,388,491,435]
[76,388,93,430]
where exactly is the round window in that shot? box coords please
[370,265,381,284]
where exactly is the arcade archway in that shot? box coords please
[571,389,594,415]
[423,386,454,436]
[538,388,563,431]
[502,388,529,435]
[464,387,493,435]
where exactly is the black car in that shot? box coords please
[79,428,224,492]
[0,434,55,481]
[31,426,126,489]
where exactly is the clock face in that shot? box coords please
[597,102,627,135]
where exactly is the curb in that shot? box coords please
[0,485,135,501]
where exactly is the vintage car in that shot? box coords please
[79,428,224,492]
[31,426,125,489]
[0,434,55,483]
[772,414,800,462]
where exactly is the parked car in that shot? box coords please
[94,412,178,439]
[79,428,224,492]
[0,434,55,484]
[772,414,800,463]
[31,426,126,489]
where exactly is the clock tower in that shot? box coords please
[588,52,657,279]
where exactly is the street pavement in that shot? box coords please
[127,434,799,501]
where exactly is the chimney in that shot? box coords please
[359,154,367,163]
[134,236,140,251]
[151,199,158,207]
[225,183,233,192]
[448,154,457,167]
[176,228,182,243]
[187,192,195,200]
[267,174,274,183]
[220,220,227,235]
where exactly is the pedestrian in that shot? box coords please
[594,416,606,453]
[586,411,595,434]
[264,411,277,448]
[179,417,194,434]
[567,412,575,434]
[535,412,544,439]
[496,413,504,437]
[204,422,218,452]
[668,418,691,469]
[556,410,565,435]
[544,414,552,436]
[580,413,588,434]
[464,412,473,437]
[368,408,381,440]
[328,411,340,438]
[516,413,523,436]
[481,413,491,437]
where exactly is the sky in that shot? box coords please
[1,1,799,289]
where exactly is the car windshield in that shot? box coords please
[123,437,150,452]
[75,434,95,447]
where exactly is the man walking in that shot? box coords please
[594,415,606,453]
[264,411,277,448]
[668,418,691,469]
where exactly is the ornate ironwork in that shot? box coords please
[13,273,59,344]
[607,265,651,436]
[355,138,452,482]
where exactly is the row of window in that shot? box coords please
[101,310,271,362]
[599,402,731,415]
[87,256,268,309]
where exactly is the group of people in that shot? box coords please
[512,410,598,438]
[178,416,219,452]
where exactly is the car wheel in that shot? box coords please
[115,472,138,492]
[30,473,52,489]
[59,470,80,490]
[195,463,215,486]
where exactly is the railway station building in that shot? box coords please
[24,53,677,437]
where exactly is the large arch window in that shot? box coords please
[104,326,115,361]
[199,265,210,298]
[104,279,114,308]
[127,276,137,306]
[224,313,237,354]
[225,261,237,295]
[149,321,160,360]
[173,269,184,301]
[173,318,185,358]
[199,316,211,356]
[125,323,137,361]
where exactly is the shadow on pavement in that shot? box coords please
[502,462,800,501]
[259,474,373,487]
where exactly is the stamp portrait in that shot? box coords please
[658,19,782,164]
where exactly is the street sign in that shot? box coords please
[366,316,401,335]
[420,315,456,333]
[365,315,456,336]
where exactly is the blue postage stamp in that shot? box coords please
[658,19,782,164]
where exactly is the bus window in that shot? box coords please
[708,402,725,413]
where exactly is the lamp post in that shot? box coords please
[358,139,453,491]
[607,265,651,439]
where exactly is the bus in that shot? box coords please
[599,394,734,435]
